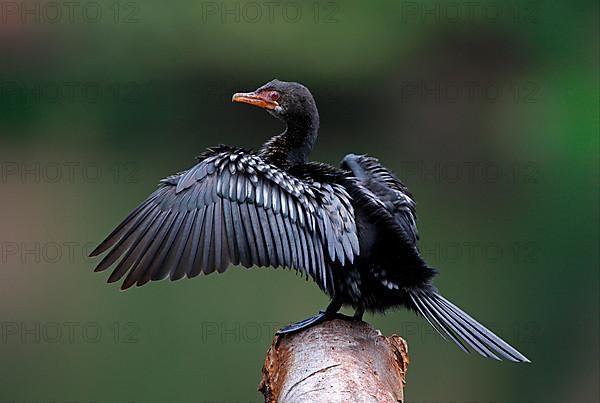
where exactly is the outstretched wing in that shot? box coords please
[91,146,359,292]
[341,153,418,245]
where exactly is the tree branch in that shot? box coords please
[259,319,409,402]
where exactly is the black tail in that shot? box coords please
[409,287,530,363]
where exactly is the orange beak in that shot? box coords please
[232,91,279,110]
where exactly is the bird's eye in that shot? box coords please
[269,92,280,101]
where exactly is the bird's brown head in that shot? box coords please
[232,79,318,123]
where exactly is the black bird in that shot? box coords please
[91,79,530,362]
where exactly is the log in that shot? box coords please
[259,319,409,403]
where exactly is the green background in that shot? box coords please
[1,1,598,402]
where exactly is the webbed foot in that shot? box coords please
[276,299,345,335]
[276,311,330,334]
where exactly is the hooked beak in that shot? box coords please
[232,91,279,110]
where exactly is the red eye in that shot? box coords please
[269,92,280,101]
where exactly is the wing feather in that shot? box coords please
[188,206,206,278]
[342,153,418,245]
[92,146,359,293]
[202,204,215,274]
[170,209,197,280]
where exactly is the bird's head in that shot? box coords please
[232,79,318,123]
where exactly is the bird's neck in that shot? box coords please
[260,112,319,168]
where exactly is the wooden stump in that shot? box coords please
[259,319,409,403]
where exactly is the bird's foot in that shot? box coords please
[277,299,348,335]
[276,310,360,335]
[277,311,331,335]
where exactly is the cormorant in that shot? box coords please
[91,79,530,362]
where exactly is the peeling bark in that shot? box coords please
[259,319,409,403]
